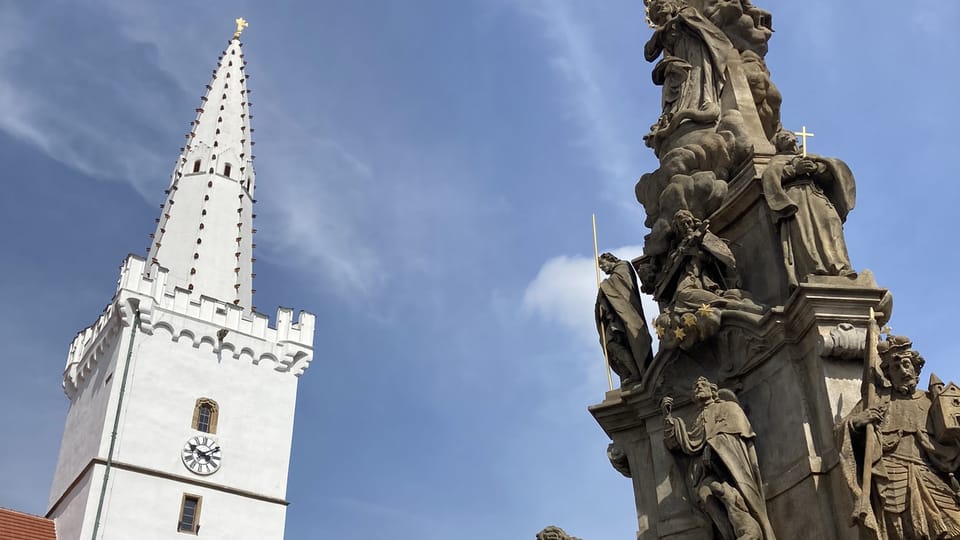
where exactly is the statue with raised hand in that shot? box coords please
[662,377,777,539]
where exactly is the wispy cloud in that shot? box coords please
[517,1,643,196]
[522,245,658,350]
[255,132,384,298]
[0,2,389,299]
[0,2,188,199]
[910,0,960,50]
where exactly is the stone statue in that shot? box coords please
[739,50,788,144]
[662,377,777,539]
[596,253,654,386]
[761,153,856,289]
[535,525,582,540]
[656,210,738,305]
[837,335,960,539]
[650,210,762,350]
[607,442,632,478]
[645,0,734,145]
[696,0,772,56]
[819,322,868,361]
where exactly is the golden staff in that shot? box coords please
[857,307,881,529]
[593,214,614,391]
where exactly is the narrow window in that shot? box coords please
[178,494,202,534]
[223,163,232,177]
[192,398,219,434]
[192,160,201,173]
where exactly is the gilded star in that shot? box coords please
[697,303,714,317]
[655,323,666,338]
[674,327,686,340]
[681,312,698,328]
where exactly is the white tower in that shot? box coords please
[47,22,315,540]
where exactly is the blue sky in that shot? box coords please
[1,1,958,538]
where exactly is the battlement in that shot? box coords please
[62,255,316,398]
[119,255,314,345]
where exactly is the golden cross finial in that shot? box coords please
[793,126,815,157]
[234,17,249,39]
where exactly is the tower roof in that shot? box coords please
[146,27,257,309]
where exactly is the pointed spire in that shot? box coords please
[145,22,257,309]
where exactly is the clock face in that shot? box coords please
[181,435,222,476]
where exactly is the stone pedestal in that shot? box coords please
[591,264,887,539]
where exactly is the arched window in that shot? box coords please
[192,398,219,433]
[223,163,232,177]
[192,160,201,173]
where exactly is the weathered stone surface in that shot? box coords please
[597,253,655,387]
[591,270,889,539]
[662,376,777,539]
[761,153,857,290]
[536,525,582,540]
[644,209,763,354]
[582,1,955,538]
[837,335,960,539]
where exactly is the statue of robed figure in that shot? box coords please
[645,0,732,121]
[596,253,655,386]
[663,377,777,539]
[644,0,736,151]
[762,154,856,289]
[648,210,762,350]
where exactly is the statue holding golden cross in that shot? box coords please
[793,125,815,157]
[234,17,249,39]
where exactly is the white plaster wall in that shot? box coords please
[155,171,207,293]
[112,319,298,499]
[46,465,94,540]
[50,293,304,540]
[96,467,286,540]
[48,334,123,508]
[197,173,253,306]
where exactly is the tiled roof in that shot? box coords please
[0,508,57,540]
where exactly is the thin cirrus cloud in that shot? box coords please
[0,1,390,299]
[516,0,646,202]
[522,245,659,352]
[0,3,181,200]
